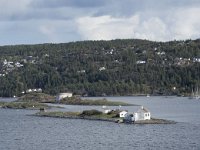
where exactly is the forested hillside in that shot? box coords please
[0,39,200,97]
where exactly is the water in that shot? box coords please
[0,96,200,150]
[0,98,17,102]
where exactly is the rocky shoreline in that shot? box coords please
[134,118,176,124]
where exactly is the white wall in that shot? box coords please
[134,112,151,121]
[144,112,151,120]
[120,111,128,118]
[57,93,73,101]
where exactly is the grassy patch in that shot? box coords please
[17,93,55,103]
[36,111,81,117]
[36,109,120,120]
[59,97,133,106]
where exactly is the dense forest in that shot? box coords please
[0,39,200,97]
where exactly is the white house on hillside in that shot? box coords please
[56,92,73,101]
[134,106,151,121]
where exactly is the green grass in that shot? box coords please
[36,111,81,117]
[17,93,55,103]
[17,94,134,106]
[59,97,134,106]
[36,109,120,120]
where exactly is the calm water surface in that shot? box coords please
[0,96,200,150]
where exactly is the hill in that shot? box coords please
[0,39,200,97]
[17,93,55,102]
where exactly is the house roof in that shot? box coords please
[119,110,128,113]
[142,107,150,113]
[136,106,150,113]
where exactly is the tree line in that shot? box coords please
[0,39,200,97]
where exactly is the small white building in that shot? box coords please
[99,67,106,71]
[56,92,73,101]
[136,60,146,64]
[119,110,128,118]
[134,106,151,121]
[26,89,32,93]
[102,105,111,114]
[104,109,112,114]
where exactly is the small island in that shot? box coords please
[17,93,55,103]
[0,93,133,110]
[34,109,176,124]
[0,101,50,110]
[1,93,176,124]
[58,97,134,106]
[17,93,134,106]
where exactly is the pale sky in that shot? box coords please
[0,0,200,45]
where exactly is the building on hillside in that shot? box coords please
[99,67,106,71]
[56,92,73,101]
[136,60,146,64]
[134,106,151,121]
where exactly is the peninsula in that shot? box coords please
[17,93,134,106]
[0,93,133,110]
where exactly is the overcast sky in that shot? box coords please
[0,0,200,45]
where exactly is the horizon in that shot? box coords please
[1,0,200,45]
[0,38,199,47]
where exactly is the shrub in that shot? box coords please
[80,109,102,116]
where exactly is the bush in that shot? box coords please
[107,109,120,117]
[80,109,102,116]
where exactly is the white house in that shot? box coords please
[26,89,32,93]
[102,105,112,114]
[56,92,73,101]
[104,109,112,114]
[134,106,151,121]
[136,60,146,64]
[99,67,106,71]
[119,110,128,118]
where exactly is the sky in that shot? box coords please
[0,0,200,45]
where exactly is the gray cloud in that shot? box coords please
[0,0,200,45]
[29,0,107,8]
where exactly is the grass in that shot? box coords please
[17,93,55,103]
[36,111,81,117]
[59,97,134,106]
[17,93,134,106]
[35,109,120,120]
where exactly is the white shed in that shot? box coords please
[119,111,128,118]
[104,109,112,114]
[134,106,151,121]
[56,92,73,101]
[102,106,111,114]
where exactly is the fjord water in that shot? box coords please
[0,97,200,150]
